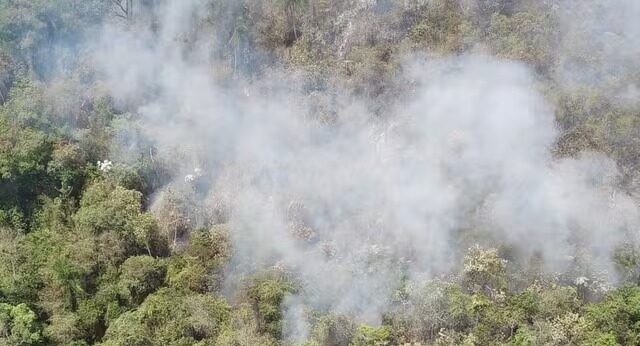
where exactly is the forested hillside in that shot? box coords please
[1,1,640,345]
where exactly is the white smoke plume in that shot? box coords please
[91,0,640,339]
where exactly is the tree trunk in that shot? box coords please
[128,0,133,20]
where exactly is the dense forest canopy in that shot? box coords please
[1,0,640,345]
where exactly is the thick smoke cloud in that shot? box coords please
[92,0,639,338]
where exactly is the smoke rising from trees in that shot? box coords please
[91,0,640,338]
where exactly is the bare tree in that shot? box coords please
[111,0,134,20]
[280,0,307,41]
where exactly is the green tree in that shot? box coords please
[101,288,230,345]
[0,303,43,345]
[0,0,108,77]
[118,256,166,306]
[586,286,640,345]
[246,271,298,339]
[73,180,165,259]
[463,245,507,295]
[350,324,392,346]
[0,116,53,229]
[166,225,231,293]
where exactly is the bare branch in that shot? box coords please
[110,0,128,17]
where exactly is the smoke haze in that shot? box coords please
[91,0,640,339]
